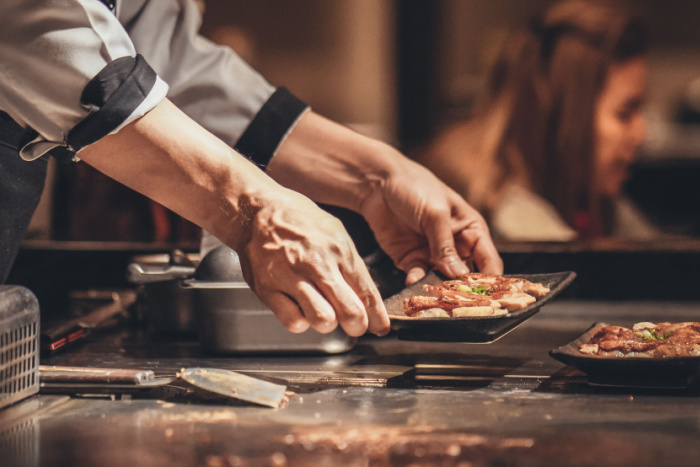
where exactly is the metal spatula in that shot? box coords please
[178,368,287,408]
[39,366,287,408]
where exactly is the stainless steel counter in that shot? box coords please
[4,300,700,466]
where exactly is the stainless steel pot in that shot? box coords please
[183,278,357,354]
[183,245,357,354]
[128,246,357,353]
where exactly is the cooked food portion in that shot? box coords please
[448,273,551,298]
[403,273,550,318]
[490,292,537,312]
[579,322,700,358]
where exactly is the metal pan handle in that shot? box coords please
[127,263,196,284]
[179,278,250,289]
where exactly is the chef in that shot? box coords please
[0,0,502,337]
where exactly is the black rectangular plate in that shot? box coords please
[550,322,700,388]
[385,271,576,343]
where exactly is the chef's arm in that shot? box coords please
[120,1,501,282]
[266,110,504,283]
[78,99,390,337]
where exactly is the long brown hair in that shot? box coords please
[420,0,648,233]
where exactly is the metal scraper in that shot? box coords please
[178,368,287,408]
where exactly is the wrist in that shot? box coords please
[355,139,405,205]
[199,155,280,253]
[267,111,403,213]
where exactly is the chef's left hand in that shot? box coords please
[358,154,503,285]
[267,111,503,285]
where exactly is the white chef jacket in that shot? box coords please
[0,0,307,166]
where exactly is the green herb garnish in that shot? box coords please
[634,328,675,341]
[456,284,490,295]
[470,285,489,295]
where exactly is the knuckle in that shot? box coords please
[253,275,274,290]
[438,244,458,258]
[342,305,366,322]
[425,201,451,219]
[474,219,490,235]
[359,290,379,310]
[303,308,327,326]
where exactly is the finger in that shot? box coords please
[312,272,369,337]
[455,237,474,260]
[406,265,428,286]
[465,257,476,273]
[316,259,391,337]
[259,291,311,334]
[292,281,339,334]
[394,248,430,285]
[453,241,476,273]
[457,228,504,275]
[422,210,470,278]
[339,262,390,336]
[382,231,431,285]
[445,190,503,275]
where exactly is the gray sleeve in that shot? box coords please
[121,0,309,167]
[0,0,168,161]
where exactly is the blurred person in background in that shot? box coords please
[419,0,661,242]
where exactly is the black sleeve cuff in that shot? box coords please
[67,54,157,151]
[234,87,309,169]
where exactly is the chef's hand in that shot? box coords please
[78,100,388,338]
[358,154,503,285]
[267,111,503,285]
[235,186,390,337]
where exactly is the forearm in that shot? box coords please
[78,99,273,251]
[266,110,404,212]
[78,99,389,336]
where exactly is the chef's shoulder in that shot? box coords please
[0,0,167,163]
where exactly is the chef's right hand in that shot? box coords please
[77,100,388,338]
[234,187,390,337]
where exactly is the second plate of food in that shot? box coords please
[385,270,576,343]
[550,322,700,388]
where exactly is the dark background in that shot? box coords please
[9,0,700,318]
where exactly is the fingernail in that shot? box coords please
[406,267,427,285]
[448,258,469,277]
[288,319,310,334]
[406,272,422,285]
[318,319,338,333]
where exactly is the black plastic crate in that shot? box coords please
[0,286,40,410]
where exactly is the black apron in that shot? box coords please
[0,112,48,284]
